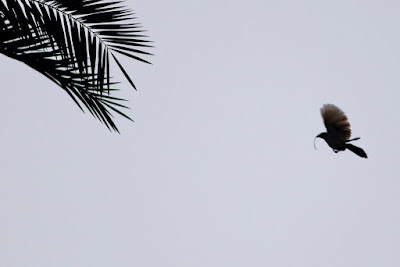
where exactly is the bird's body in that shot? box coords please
[317,132,347,152]
[315,104,367,158]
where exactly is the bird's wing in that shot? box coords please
[320,104,351,140]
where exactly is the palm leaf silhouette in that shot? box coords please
[0,0,152,132]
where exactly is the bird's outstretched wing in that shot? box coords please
[320,104,351,140]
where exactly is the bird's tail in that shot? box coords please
[346,144,367,158]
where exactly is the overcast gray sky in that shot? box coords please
[1,0,400,266]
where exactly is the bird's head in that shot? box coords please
[314,132,327,150]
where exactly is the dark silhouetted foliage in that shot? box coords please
[0,0,152,132]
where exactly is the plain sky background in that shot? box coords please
[1,0,400,266]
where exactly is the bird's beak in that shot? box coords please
[314,134,321,150]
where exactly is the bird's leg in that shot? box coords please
[346,137,360,142]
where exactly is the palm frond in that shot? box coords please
[0,0,152,132]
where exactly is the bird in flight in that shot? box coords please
[315,104,367,158]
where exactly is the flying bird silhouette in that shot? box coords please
[315,104,367,158]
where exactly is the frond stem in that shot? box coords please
[28,0,113,57]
